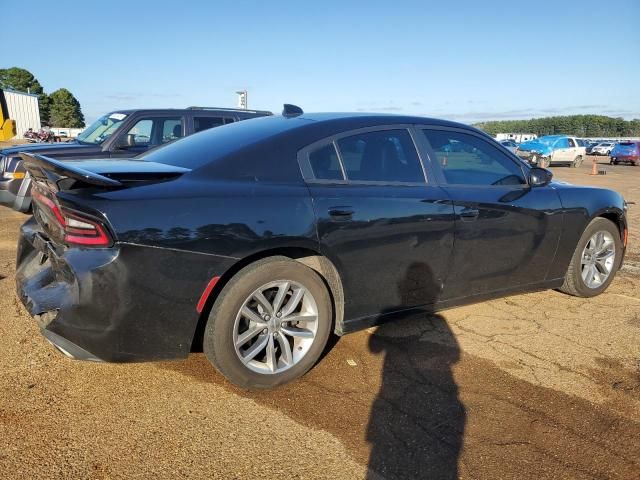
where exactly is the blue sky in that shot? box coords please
[3,0,639,124]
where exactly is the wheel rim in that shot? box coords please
[580,231,616,289]
[233,280,319,374]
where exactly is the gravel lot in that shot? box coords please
[1,157,638,479]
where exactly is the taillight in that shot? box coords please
[63,210,111,246]
[32,189,112,247]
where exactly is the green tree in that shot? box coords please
[38,93,51,126]
[48,88,85,128]
[0,67,43,94]
[0,67,51,125]
[474,115,640,138]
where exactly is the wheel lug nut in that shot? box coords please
[276,312,281,317]
[262,329,267,334]
[281,322,286,327]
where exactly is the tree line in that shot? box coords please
[474,115,640,138]
[0,67,85,128]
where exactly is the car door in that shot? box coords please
[299,126,455,323]
[551,137,572,163]
[109,115,185,157]
[420,127,563,301]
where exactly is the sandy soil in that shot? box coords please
[0,157,638,479]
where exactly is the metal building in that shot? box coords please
[4,89,41,136]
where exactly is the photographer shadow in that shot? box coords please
[366,262,465,480]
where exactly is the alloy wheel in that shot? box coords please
[581,231,616,289]
[233,280,319,374]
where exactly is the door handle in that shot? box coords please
[328,207,354,219]
[459,208,479,221]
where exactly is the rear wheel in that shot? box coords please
[559,218,622,297]
[203,257,332,389]
[571,156,583,168]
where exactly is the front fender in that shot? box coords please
[546,185,626,279]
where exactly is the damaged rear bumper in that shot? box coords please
[16,217,234,362]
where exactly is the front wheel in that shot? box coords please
[559,218,622,297]
[540,157,550,168]
[203,257,332,389]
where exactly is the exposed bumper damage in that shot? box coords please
[16,217,235,362]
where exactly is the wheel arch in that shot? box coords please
[191,247,345,352]
[595,208,627,243]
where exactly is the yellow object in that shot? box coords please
[4,170,24,179]
[0,118,17,141]
[0,88,17,141]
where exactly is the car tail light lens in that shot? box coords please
[32,189,112,247]
[63,211,111,246]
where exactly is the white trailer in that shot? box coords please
[3,89,41,137]
[495,133,538,143]
[49,127,84,138]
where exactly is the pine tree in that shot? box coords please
[48,88,85,128]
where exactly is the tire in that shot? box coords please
[540,157,550,168]
[559,218,622,297]
[203,257,333,389]
[571,156,583,168]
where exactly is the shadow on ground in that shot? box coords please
[162,262,466,478]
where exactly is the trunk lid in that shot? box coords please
[20,153,191,247]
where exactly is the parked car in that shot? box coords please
[591,142,615,156]
[16,108,627,389]
[585,141,600,154]
[516,135,585,167]
[610,141,640,166]
[499,139,518,153]
[0,107,272,212]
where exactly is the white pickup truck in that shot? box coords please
[516,135,586,168]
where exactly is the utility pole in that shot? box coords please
[236,90,248,109]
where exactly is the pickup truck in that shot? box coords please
[0,107,271,212]
[515,135,586,168]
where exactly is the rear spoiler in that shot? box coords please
[19,152,123,188]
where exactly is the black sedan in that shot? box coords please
[16,107,628,389]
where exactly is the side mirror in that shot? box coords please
[115,134,136,150]
[529,167,553,187]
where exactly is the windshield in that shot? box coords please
[76,112,128,145]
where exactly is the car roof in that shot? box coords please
[141,112,493,172]
[297,111,470,128]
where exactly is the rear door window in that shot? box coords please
[336,129,424,183]
[194,116,234,133]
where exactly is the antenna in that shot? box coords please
[282,104,303,118]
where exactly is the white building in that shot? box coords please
[4,89,41,136]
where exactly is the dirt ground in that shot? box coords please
[0,157,638,479]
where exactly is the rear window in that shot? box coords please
[140,116,309,169]
[193,116,235,133]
